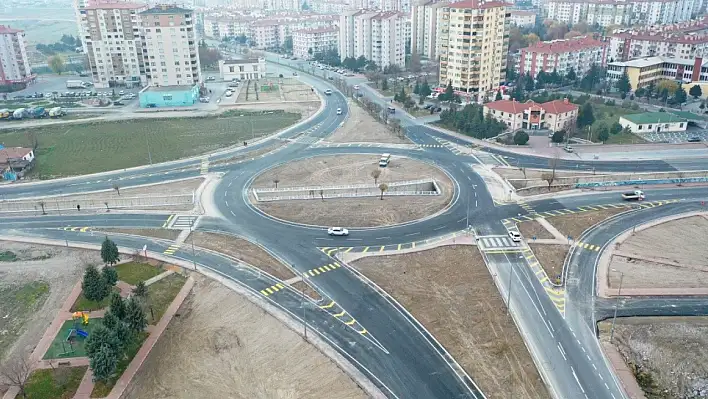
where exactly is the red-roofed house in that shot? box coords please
[517,36,607,79]
[483,99,578,131]
[0,147,35,179]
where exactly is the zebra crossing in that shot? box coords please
[419,144,444,148]
[289,135,321,144]
[471,151,509,166]
[200,159,209,174]
[171,215,199,229]
[477,235,523,251]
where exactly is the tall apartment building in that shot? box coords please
[78,2,148,89]
[437,0,510,100]
[608,18,708,61]
[516,35,607,78]
[139,5,201,87]
[292,27,339,59]
[410,0,448,60]
[544,0,702,27]
[508,10,536,27]
[203,16,254,39]
[0,25,32,86]
[339,10,405,69]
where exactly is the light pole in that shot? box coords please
[190,223,196,271]
[609,268,624,342]
[507,260,516,315]
[301,272,308,340]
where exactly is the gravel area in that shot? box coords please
[352,246,549,399]
[327,101,410,144]
[599,317,708,399]
[546,207,630,241]
[123,276,366,399]
[190,231,295,280]
[609,215,708,289]
[529,244,568,282]
[251,155,454,227]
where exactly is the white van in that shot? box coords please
[379,153,391,167]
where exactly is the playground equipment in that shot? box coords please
[72,311,89,326]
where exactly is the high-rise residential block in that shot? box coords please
[139,5,201,87]
[339,10,405,69]
[78,2,148,88]
[293,27,339,60]
[0,25,32,87]
[516,35,608,78]
[544,0,703,28]
[410,0,448,60]
[437,0,509,100]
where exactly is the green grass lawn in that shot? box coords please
[604,131,648,144]
[24,366,88,399]
[114,262,162,286]
[0,281,50,357]
[90,332,149,398]
[0,112,300,179]
[70,287,118,312]
[42,319,101,359]
[146,274,187,324]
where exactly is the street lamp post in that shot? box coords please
[301,272,308,340]
[190,223,197,271]
[609,268,625,342]
[507,261,515,315]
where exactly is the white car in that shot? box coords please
[225,90,233,97]
[508,231,522,243]
[336,107,342,115]
[328,227,349,236]
[353,84,360,90]
[119,90,125,95]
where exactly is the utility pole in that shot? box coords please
[507,262,515,315]
[609,268,624,342]
[301,272,308,340]
[190,223,197,271]
[145,132,152,164]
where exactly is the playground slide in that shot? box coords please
[76,329,88,338]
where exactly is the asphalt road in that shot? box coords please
[2,59,708,399]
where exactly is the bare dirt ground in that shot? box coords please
[598,317,708,399]
[0,242,99,393]
[98,228,180,241]
[123,276,367,399]
[227,101,320,122]
[327,101,411,144]
[212,141,286,166]
[496,168,593,180]
[291,281,322,301]
[190,231,295,280]
[608,215,708,289]
[529,244,569,282]
[251,155,453,227]
[352,246,549,399]
[547,207,630,240]
[518,220,554,239]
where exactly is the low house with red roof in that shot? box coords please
[483,99,578,132]
[0,146,35,180]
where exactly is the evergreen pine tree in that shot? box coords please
[100,236,120,265]
[82,265,108,302]
[125,297,148,333]
[109,292,127,321]
[90,345,117,382]
[102,267,118,287]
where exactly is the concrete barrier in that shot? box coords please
[0,194,193,214]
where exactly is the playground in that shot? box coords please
[42,312,97,359]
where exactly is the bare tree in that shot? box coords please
[104,202,110,212]
[38,201,46,215]
[319,189,324,201]
[548,154,559,182]
[541,172,555,191]
[112,183,120,196]
[389,118,402,137]
[0,355,32,398]
[371,169,381,185]
[273,178,280,188]
[378,183,389,200]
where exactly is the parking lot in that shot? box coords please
[639,125,708,144]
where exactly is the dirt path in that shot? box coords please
[327,101,410,144]
[0,242,99,393]
[352,246,549,399]
[122,276,367,399]
[251,155,453,227]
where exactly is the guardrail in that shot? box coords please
[0,194,193,213]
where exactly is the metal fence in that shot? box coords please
[0,194,193,214]
[253,179,440,202]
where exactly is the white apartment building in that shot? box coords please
[203,16,253,39]
[247,15,338,49]
[78,2,148,89]
[509,10,536,27]
[339,10,405,69]
[410,0,448,60]
[545,0,702,27]
[219,57,266,80]
[0,25,32,86]
[140,5,201,87]
[516,35,607,78]
[293,27,339,59]
[308,0,350,14]
[608,18,708,62]
[437,0,510,100]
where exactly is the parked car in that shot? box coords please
[199,96,210,103]
[508,231,522,242]
[206,76,216,81]
[688,136,702,142]
[353,84,360,90]
[424,104,432,109]
[145,103,157,108]
[225,90,233,97]
[113,100,124,106]
[328,227,349,236]
[118,90,125,95]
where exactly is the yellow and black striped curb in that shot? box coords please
[163,244,181,255]
[319,301,368,335]
[502,199,680,224]
[522,248,566,315]
[60,226,92,232]
[302,262,342,278]
[576,241,601,252]
[260,282,285,296]
[162,214,175,228]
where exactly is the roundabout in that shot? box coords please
[2,61,708,399]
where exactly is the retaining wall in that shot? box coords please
[253,179,440,202]
[0,194,193,213]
